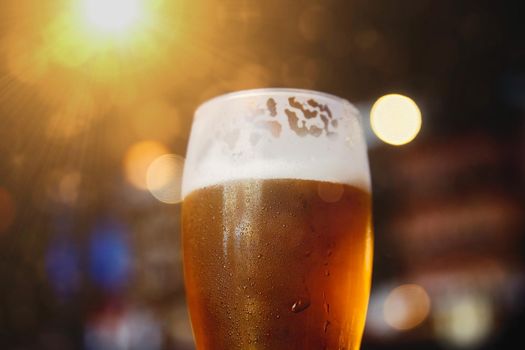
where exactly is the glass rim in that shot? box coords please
[195,88,352,116]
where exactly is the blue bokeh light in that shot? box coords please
[89,220,132,292]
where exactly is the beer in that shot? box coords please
[183,178,372,349]
[182,88,373,349]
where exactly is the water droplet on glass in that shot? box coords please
[276,314,280,319]
[304,250,311,257]
[325,269,330,276]
[324,320,330,333]
[291,298,311,313]
[257,254,262,258]
[326,250,332,256]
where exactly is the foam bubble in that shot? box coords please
[182,89,371,197]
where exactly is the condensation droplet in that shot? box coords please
[325,269,330,276]
[324,303,330,314]
[291,298,311,313]
[276,314,280,319]
[324,320,330,333]
[304,250,312,257]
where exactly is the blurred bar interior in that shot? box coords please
[0,0,523,349]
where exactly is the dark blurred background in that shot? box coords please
[0,0,524,349]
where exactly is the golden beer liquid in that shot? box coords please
[182,178,373,350]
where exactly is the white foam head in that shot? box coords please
[182,88,371,197]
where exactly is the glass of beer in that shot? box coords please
[182,88,373,350]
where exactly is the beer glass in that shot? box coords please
[182,88,373,349]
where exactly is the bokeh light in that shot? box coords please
[383,284,431,331]
[0,187,16,234]
[146,154,184,204]
[370,94,422,146]
[434,293,493,348]
[89,221,132,292]
[85,306,162,350]
[82,0,143,34]
[124,141,170,190]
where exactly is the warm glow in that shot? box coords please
[82,0,143,34]
[146,154,185,204]
[371,94,422,146]
[384,284,431,330]
[2,0,194,134]
[124,141,170,190]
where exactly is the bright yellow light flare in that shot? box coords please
[371,94,422,146]
[82,0,143,34]
[146,154,185,204]
[124,141,170,190]
[384,284,431,330]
